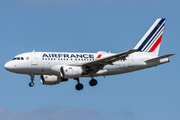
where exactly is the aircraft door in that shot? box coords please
[31,53,38,65]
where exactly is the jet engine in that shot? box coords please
[60,66,83,78]
[40,75,62,85]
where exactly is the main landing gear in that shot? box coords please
[74,77,98,91]
[74,78,84,91]
[88,72,98,87]
[89,78,98,86]
[29,74,35,87]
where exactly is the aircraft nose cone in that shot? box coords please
[4,62,13,71]
[4,62,10,70]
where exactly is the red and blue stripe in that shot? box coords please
[137,19,165,52]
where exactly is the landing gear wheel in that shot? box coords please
[75,83,84,91]
[29,74,35,87]
[89,79,97,86]
[29,82,34,87]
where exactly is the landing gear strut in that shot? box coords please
[74,74,98,90]
[74,78,83,91]
[29,74,35,87]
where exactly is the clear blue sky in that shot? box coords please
[0,0,179,120]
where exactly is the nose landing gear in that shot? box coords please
[29,74,35,87]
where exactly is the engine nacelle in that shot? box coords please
[40,75,62,85]
[60,66,83,78]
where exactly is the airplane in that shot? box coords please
[4,18,175,90]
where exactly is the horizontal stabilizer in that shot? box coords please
[145,53,175,62]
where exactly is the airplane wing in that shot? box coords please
[82,49,137,67]
[145,53,175,62]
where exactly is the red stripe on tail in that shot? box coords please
[148,34,163,52]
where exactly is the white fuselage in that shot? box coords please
[4,52,169,77]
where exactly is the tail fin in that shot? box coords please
[134,18,165,56]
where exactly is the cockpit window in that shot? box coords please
[12,57,24,61]
[12,58,17,60]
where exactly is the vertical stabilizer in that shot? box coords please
[134,18,165,56]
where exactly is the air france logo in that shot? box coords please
[42,53,95,59]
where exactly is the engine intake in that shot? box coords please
[40,75,64,85]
